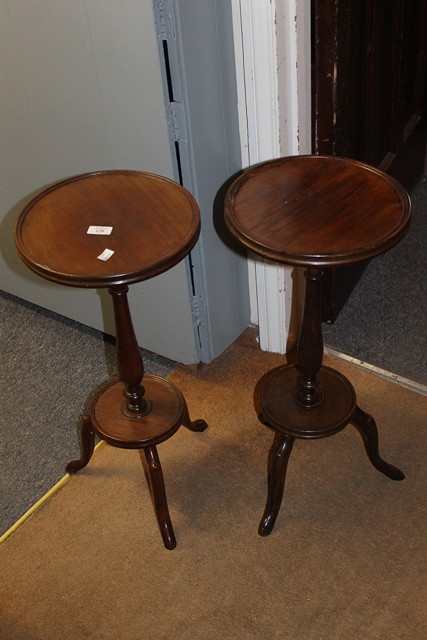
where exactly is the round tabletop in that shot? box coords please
[224,155,411,267]
[15,170,201,287]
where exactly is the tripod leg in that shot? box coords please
[259,432,295,536]
[66,415,96,474]
[181,399,208,432]
[351,406,404,480]
[140,446,176,550]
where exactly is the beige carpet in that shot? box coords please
[1,332,426,639]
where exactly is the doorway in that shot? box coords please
[322,172,427,385]
[311,0,427,383]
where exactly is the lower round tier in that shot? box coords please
[90,375,185,448]
[257,365,357,439]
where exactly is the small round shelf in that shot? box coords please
[257,365,356,439]
[91,375,186,449]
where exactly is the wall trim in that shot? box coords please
[231,0,312,353]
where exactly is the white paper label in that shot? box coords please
[97,249,115,261]
[87,226,113,235]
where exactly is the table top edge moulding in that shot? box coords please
[224,155,411,267]
[15,170,201,288]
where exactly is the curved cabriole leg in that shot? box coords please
[351,406,404,481]
[140,446,176,550]
[65,415,96,474]
[259,432,295,536]
[181,400,208,432]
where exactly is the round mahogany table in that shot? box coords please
[15,170,208,550]
[225,155,411,536]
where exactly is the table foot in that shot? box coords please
[66,415,96,474]
[140,447,177,550]
[182,402,208,432]
[258,433,295,536]
[351,406,405,481]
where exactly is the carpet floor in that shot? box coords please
[323,173,427,384]
[1,332,425,640]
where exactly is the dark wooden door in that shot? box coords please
[312,0,427,320]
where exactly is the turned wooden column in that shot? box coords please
[110,284,150,417]
[295,267,324,408]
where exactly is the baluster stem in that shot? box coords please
[294,267,324,408]
[109,284,150,416]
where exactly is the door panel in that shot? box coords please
[312,0,427,320]
[155,0,251,363]
[0,0,198,362]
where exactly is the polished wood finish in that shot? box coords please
[258,364,356,439]
[225,155,409,536]
[15,170,200,287]
[15,170,207,550]
[225,156,410,267]
[140,446,176,550]
[90,376,191,448]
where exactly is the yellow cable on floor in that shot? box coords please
[0,440,105,545]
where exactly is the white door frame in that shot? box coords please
[231,0,312,352]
